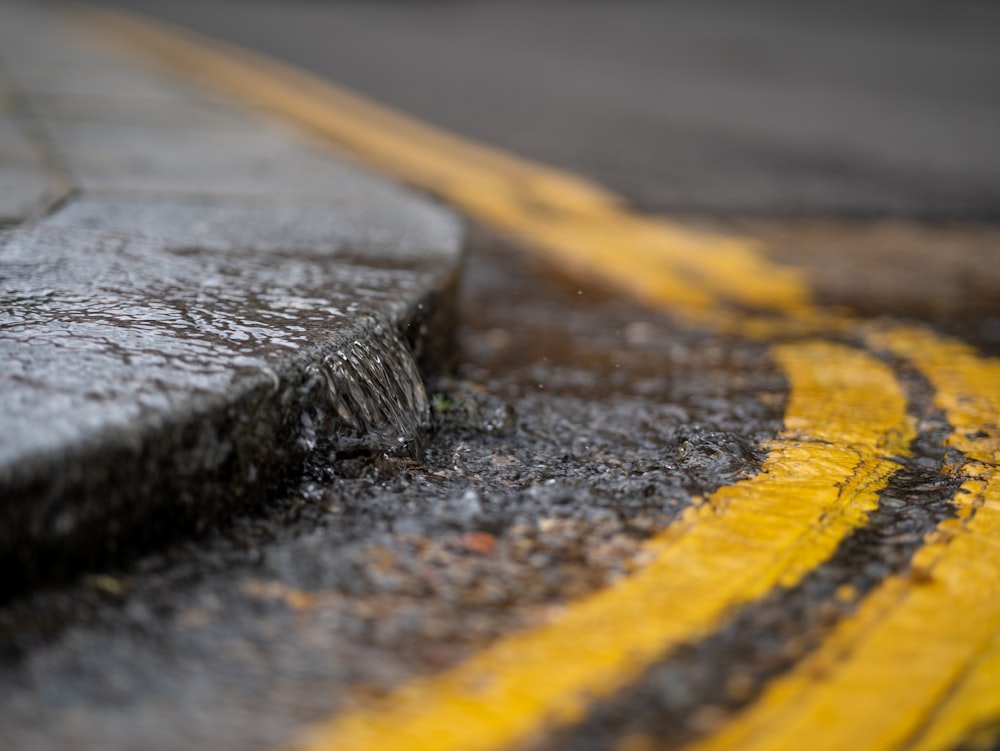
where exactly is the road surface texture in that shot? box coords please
[2,2,999,751]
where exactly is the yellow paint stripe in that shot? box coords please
[687,330,1000,751]
[81,7,842,334]
[869,326,1000,466]
[878,328,1000,751]
[906,613,1000,751]
[686,469,1000,751]
[272,341,912,751]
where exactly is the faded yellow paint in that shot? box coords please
[83,7,838,335]
[274,342,911,751]
[688,330,1000,751]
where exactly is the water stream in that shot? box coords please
[303,317,430,455]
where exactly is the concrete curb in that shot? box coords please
[0,1,464,598]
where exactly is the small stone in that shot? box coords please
[451,532,497,555]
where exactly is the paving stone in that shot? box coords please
[0,21,206,103]
[27,91,262,129]
[0,117,42,161]
[42,118,420,200]
[45,195,462,265]
[0,224,455,470]
[0,1,465,597]
[0,163,67,225]
[0,116,69,224]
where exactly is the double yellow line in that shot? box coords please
[691,330,1000,751]
[84,9,1000,751]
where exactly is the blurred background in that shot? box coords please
[100,0,1000,219]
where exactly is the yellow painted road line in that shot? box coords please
[870,327,1000,466]
[82,7,849,336]
[687,330,1000,751]
[876,328,1000,751]
[275,341,912,751]
[686,469,1000,751]
[906,609,1000,751]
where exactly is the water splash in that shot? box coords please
[304,317,430,454]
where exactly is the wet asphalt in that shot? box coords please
[3,1,1000,749]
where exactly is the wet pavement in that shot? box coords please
[0,1,462,597]
[2,3,1000,751]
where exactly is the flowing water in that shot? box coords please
[302,317,430,455]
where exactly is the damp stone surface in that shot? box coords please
[0,1,464,597]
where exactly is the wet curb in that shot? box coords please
[0,2,464,598]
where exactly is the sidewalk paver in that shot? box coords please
[0,0,464,597]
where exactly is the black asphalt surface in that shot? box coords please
[100,0,1000,219]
